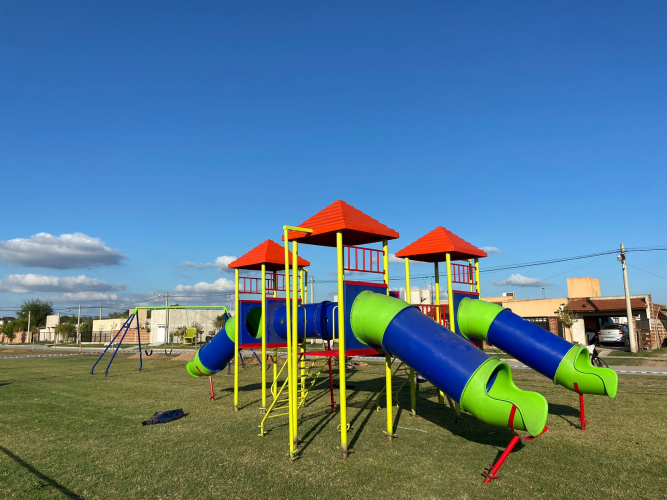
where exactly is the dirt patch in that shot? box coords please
[127,353,172,360]
[0,349,39,355]
[172,352,195,362]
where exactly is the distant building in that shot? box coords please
[483,277,666,350]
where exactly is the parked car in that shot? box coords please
[598,324,630,345]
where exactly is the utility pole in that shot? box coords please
[28,311,31,344]
[77,304,81,348]
[542,287,545,299]
[310,276,314,303]
[619,244,638,353]
[165,292,170,346]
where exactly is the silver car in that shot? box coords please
[598,324,629,345]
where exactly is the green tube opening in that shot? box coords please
[554,346,618,398]
[460,357,548,437]
[457,298,504,341]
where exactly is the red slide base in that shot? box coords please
[483,405,548,484]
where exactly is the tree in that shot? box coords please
[79,320,93,335]
[214,314,227,331]
[16,299,53,328]
[107,310,129,319]
[55,323,76,343]
[1,321,16,342]
[555,303,576,343]
[190,322,204,336]
[171,326,187,343]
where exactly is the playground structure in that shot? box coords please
[183,200,617,482]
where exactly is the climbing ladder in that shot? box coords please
[259,352,335,437]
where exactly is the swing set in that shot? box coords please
[90,305,230,377]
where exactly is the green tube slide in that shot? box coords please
[457,298,618,398]
[350,292,548,436]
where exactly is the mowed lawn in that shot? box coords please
[1,354,666,499]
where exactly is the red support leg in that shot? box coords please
[574,383,586,431]
[208,375,217,401]
[483,435,521,484]
[483,405,549,484]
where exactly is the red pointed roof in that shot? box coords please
[285,200,399,247]
[395,226,487,262]
[228,240,310,272]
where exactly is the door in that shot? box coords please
[156,324,166,344]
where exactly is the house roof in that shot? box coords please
[285,200,399,247]
[228,239,310,272]
[395,226,487,262]
[568,297,647,313]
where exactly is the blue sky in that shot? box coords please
[1,1,666,316]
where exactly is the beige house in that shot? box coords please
[482,277,666,350]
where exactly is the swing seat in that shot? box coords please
[183,328,197,345]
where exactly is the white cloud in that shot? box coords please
[481,246,501,254]
[179,261,217,270]
[173,277,235,294]
[0,233,126,269]
[178,255,237,272]
[53,291,121,302]
[0,274,126,293]
[490,274,550,287]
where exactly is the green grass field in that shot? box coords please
[1,354,666,499]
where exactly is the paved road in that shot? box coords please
[506,363,667,376]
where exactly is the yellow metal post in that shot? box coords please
[434,261,441,323]
[475,258,481,296]
[383,239,395,441]
[292,241,299,447]
[435,261,445,405]
[234,268,240,411]
[283,228,294,457]
[404,258,416,416]
[446,253,454,329]
[261,263,267,411]
[272,271,277,400]
[336,232,348,457]
[445,252,461,419]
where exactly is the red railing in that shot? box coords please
[344,245,384,274]
[418,304,449,327]
[239,276,262,294]
[450,262,476,285]
[239,273,301,294]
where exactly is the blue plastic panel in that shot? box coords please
[344,282,388,350]
[451,291,480,337]
[239,301,261,344]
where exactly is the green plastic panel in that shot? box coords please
[185,351,215,378]
[460,357,549,437]
[350,291,411,346]
[457,298,505,341]
[554,346,618,398]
